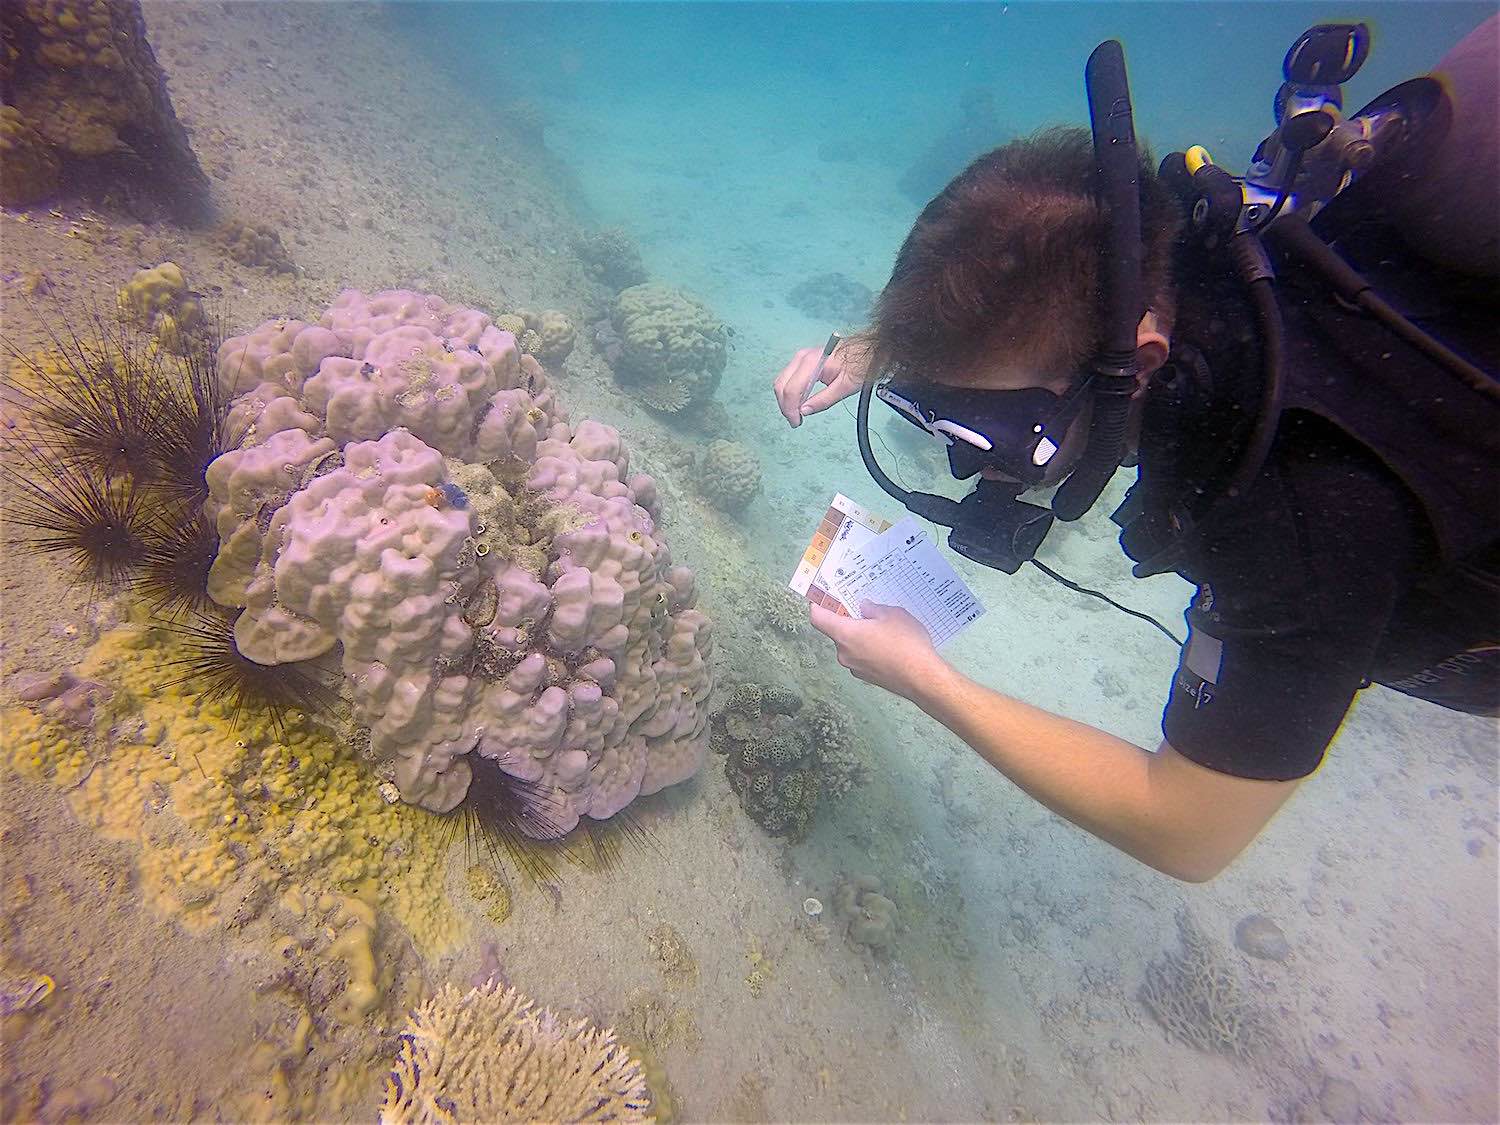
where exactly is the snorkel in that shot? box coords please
[855,39,1145,573]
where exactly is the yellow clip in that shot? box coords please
[1184,146,1214,175]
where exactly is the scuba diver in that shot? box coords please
[770,17,1498,882]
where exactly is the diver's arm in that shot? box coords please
[811,601,1298,880]
[909,660,1300,882]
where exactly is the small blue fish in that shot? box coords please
[439,482,468,509]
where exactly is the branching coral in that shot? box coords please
[379,981,654,1124]
[1140,910,1274,1061]
[759,585,807,636]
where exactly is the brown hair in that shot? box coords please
[859,127,1182,385]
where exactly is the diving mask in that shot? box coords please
[876,374,1094,484]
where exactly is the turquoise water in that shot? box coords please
[1,1,1494,1120]
[422,3,1499,1119]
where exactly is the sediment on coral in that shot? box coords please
[379,980,654,1125]
[1140,909,1274,1061]
[698,439,760,513]
[0,0,212,221]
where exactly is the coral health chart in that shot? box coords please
[828,517,985,648]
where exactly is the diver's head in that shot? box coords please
[864,127,1180,485]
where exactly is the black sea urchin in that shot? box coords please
[156,611,339,736]
[2,309,228,507]
[134,510,220,618]
[449,751,661,885]
[144,322,229,509]
[450,751,574,886]
[4,436,151,595]
[3,313,173,485]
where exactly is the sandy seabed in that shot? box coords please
[1,4,1495,1123]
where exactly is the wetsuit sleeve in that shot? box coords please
[1161,417,1426,781]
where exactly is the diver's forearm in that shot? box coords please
[909,661,1201,879]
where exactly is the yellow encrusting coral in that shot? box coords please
[0,622,466,963]
[116,261,205,352]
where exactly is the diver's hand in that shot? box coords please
[809,601,944,701]
[772,342,866,428]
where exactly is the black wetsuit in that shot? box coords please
[1120,193,1499,781]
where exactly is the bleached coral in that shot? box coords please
[380,980,654,1125]
[206,290,713,824]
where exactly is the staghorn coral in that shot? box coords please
[759,585,807,636]
[576,227,649,292]
[609,284,726,413]
[379,980,654,1124]
[208,290,713,824]
[698,439,760,513]
[1140,909,1274,1061]
[807,700,864,800]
